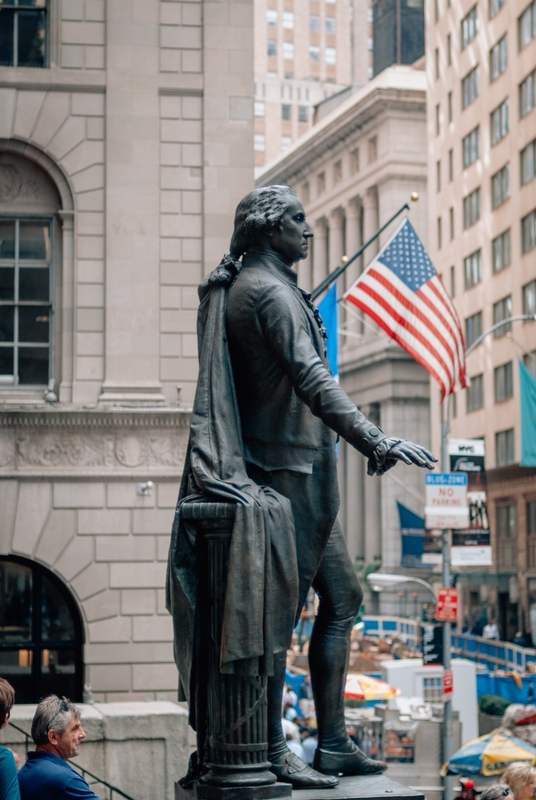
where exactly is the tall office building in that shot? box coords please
[428,0,536,637]
[373,0,425,76]
[254,0,374,168]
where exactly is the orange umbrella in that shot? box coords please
[345,673,401,702]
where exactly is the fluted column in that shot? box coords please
[343,200,362,293]
[328,208,344,274]
[362,187,379,267]
[312,218,328,290]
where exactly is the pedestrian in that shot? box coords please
[0,677,20,800]
[503,762,536,800]
[483,621,500,640]
[298,675,314,719]
[479,785,513,800]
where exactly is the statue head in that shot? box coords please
[230,185,313,265]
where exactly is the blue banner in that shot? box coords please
[519,359,536,467]
[317,283,338,379]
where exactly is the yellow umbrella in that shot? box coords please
[441,729,536,776]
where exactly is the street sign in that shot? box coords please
[443,668,453,697]
[425,473,469,530]
[422,623,443,666]
[436,588,458,622]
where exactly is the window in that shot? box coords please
[326,47,336,64]
[464,249,482,289]
[497,502,517,534]
[283,11,294,28]
[495,361,513,402]
[492,230,511,272]
[450,207,454,239]
[435,0,439,21]
[0,1,47,68]
[496,431,515,466]
[520,69,536,117]
[369,136,377,162]
[0,556,84,703]
[333,160,342,184]
[435,47,439,79]
[423,676,443,702]
[317,172,325,194]
[462,6,478,47]
[467,373,484,411]
[436,160,441,192]
[0,218,53,387]
[463,187,480,228]
[447,33,452,65]
[309,45,320,61]
[298,105,308,123]
[521,139,536,185]
[435,103,440,135]
[492,163,510,209]
[524,352,536,378]
[448,91,453,121]
[326,16,336,33]
[493,294,512,336]
[302,182,310,205]
[519,0,536,50]
[490,98,509,145]
[283,42,294,60]
[522,209,536,254]
[462,66,479,108]
[282,104,292,121]
[254,133,265,151]
[463,126,480,168]
[437,217,442,249]
[267,40,277,57]
[523,279,536,315]
[528,503,536,568]
[267,9,277,24]
[310,14,320,31]
[490,0,505,18]
[351,148,360,173]
[450,264,455,297]
[449,149,453,181]
[465,310,483,348]
[254,101,265,118]
[281,135,292,150]
[490,35,508,81]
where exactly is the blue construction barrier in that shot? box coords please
[476,673,536,703]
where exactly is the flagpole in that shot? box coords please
[441,394,453,800]
[310,195,419,302]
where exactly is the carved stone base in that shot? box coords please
[176,781,292,800]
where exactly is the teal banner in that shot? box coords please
[519,359,536,467]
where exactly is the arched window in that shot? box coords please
[0,556,84,703]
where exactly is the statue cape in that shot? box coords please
[166,258,299,721]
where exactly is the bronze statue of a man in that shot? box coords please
[168,185,436,790]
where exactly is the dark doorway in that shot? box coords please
[498,591,518,642]
[0,556,84,702]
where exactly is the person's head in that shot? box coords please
[480,784,514,800]
[503,761,536,800]
[0,678,15,729]
[229,185,313,266]
[31,695,86,760]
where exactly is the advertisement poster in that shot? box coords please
[449,439,492,566]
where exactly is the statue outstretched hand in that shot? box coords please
[368,437,438,477]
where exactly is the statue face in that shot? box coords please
[268,195,313,265]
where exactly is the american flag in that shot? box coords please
[344,219,468,400]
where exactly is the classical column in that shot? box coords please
[362,186,379,267]
[343,200,361,293]
[328,208,344,275]
[312,218,327,290]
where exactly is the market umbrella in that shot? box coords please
[345,673,401,702]
[442,729,536,777]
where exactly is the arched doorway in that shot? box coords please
[0,556,84,703]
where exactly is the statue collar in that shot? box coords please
[242,249,298,287]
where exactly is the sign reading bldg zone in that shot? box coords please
[425,473,469,529]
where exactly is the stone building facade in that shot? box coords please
[426,0,536,638]
[0,0,254,702]
[257,64,435,615]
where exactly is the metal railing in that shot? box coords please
[7,720,138,800]
[362,615,421,648]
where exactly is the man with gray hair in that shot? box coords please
[17,695,99,800]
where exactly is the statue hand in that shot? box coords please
[387,440,438,470]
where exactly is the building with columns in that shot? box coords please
[258,64,436,614]
[0,0,253,703]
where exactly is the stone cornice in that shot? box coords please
[0,407,191,428]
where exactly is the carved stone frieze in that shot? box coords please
[0,408,191,478]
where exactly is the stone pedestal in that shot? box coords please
[180,502,290,800]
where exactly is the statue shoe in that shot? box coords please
[313,746,388,776]
[270,751,339,788]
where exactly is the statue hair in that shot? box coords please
[229,185,296,259]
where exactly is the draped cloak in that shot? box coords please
[165,258,299,728]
